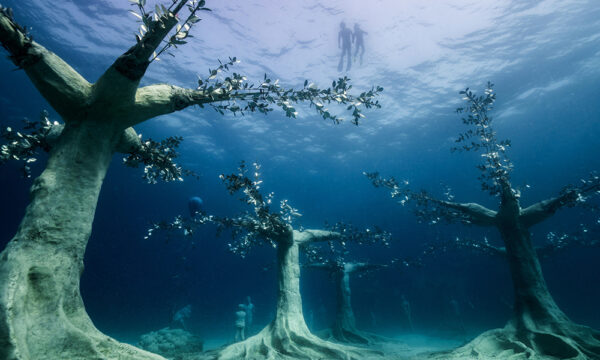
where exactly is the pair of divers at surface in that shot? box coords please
[338,22,367,72]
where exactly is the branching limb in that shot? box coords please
[122,134,200,184]
[101,0,206,89]
[365,172,497,226]
[326,221,392,246]
[453,82,513,196]
[295,229,341,244]
[303,262,338,271]
[145,212,215,241]
[127,83,259,126]
[433,200,498,226]
[537,221,600,258]
[347,262,389,274]
[422,236,506,259]
[0,111,62,177]
[0,7,91,119]
[0,111,197,183]
[520,173,600,228]
[147,161,294,257]
[128,58,382,126]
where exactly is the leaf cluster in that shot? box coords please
[0,111,55,178]
[195,59,383,125]
[365,171,474,225]
[145,212,214,241]
[217,161,298,254]
[0,6,35,68]
[555,172,600,210]
[537,220,600,258]
[122,135,199,184]
[128,0,209,62]
[146,161,300,257]
[454,82,512,196]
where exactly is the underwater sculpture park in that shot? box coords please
[1,1,600,359]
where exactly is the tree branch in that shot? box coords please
[346,262,388,274]
[127,84,254,126]
[422,237,506,259]
[127,69,383,128]
[96,0,189,96]
[0,7,91,120]
[365,172,497,226]
[294,229,341,244]
[303,262,337,271]
[434,200,498,227]
[520,175,600,228]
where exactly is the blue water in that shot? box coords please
[1,0,599,346]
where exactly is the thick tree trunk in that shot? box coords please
[206,234,381,359]
[429,212,600,359]
[334,270,357,334]
[326,267,387,345]
[0,121,164,360]
[329,269,373,344]
[272,238,309,332]
[501,225,569,330]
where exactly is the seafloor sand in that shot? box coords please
[178,332,464,359]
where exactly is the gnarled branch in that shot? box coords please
[127,84,254,126]
[0,7,91,119]
[365,172,497,226]
[434,200,498,227]
[96,0,193,97]
[520,175,600,228]
[345,262,388,274]
[422,236,506,259]
[294,229,341,244]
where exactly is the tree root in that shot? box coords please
[426,322,600,360]
[318,327,390,346]
[200,322,384,360]
[0,257,165,360]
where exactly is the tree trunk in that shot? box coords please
[271,238,309,332]
[206,235,381,359]
[500,224,569,330]
[429,217,600,359]
[335,270,357,333]
[329,269,373,344]
[0,120,163,360]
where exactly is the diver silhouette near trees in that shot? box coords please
[352,23,367,65]
[338,21,353,72]
[0,1,383,359]
[367,83,600,359]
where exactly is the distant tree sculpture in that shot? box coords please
[304,256,390,345]
[367,83,600,359]
[0,2,383,359]
[302,238,415,345]
[150,162,388,359]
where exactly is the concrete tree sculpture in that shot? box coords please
[150,162,389,359]
[304,256,391,345]
[0,1,383,359]
[366,83,600,359]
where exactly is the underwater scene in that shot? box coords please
[1,0,599,359]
